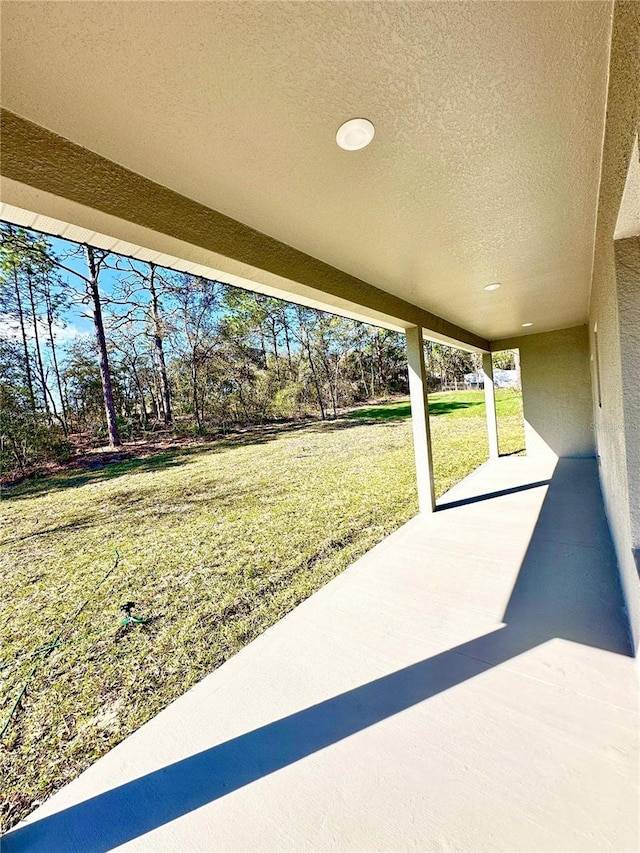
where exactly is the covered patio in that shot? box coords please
[4,455,637,851]
[1,0,639,848]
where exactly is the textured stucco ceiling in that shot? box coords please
[0,1,613,339]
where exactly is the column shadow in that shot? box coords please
[3,460,632,852]
[436,479,551,510]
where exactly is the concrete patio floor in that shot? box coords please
[4,456,639,852]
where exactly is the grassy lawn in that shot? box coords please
[0,389,523,829]
[348,388,524,492]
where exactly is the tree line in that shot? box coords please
[0,224,507,476]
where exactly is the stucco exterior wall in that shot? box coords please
[591,237,640,654]
[588,2,640,653]
[616,238,640,550]
[493,326,595,460]
[590,240,636,649]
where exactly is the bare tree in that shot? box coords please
[1,226,122,446]
[170,274,220,432]
[108,259,173,424]
[83,245,121,446]
[42,275,69,433]
[293,307,326,420]
[1,250,37,415]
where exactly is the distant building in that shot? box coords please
[463,370,520,390]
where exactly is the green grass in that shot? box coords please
[348,389,525,491]
[0,389,524,830]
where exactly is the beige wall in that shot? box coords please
[493,326,595,461]
[588,2,640,653]
[616,238,640,549]
[591,236,640,654]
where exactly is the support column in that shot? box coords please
[482,352,499,460]
[406,326,436,512]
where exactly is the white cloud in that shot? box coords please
[0,316,86,344]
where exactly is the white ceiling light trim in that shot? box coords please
[336,118,375,151]
[484,282,501,291]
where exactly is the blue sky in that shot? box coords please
[1,227,186,355]
[47,235,128,339]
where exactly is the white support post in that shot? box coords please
[406,326,436,512]
[482,352,499,460]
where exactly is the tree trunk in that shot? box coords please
[45,291,68,434]
[270,318,281,384]
[357,352,366,397]
[305,338,325,420]
[148,384,160,422]
[320,351,337,419]
[62,377,74,432]
[316,326,337,418]
[130,360,149,428]
[199,381,206,430]
[258,331,267,368]
[7,431,26,472]
[237,380,251,422]
[148,265,172,424]
[283,318,293,376]
[375,331,385,394]
[85,246,121,447]
[26,272,52,423]
[12,265,37,416]
[191,353,201,431]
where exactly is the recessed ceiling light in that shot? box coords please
[522,322,533,327]
[484,282,501,291]
[336,118,375,151]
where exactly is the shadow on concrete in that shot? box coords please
[436,479,551,510]
[3,459,632,852]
